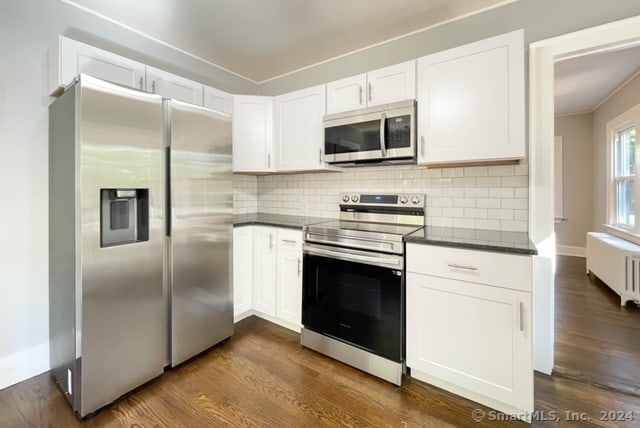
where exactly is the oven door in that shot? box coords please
[302,243,404,362]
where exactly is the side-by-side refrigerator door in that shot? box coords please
[79,75,165,417]
[168,99,233,366]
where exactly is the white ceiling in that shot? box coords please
[63,0,511,82]
[554,46,640,116]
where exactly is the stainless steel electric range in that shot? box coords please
[301,193,425,385]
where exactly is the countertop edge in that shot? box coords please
[233,220,304,230]
[404,236,538,256]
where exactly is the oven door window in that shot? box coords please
[302,253,403,362]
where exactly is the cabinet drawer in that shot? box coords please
[406,244,531,292]
[277,228,302,249]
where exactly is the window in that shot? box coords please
[607,104,640,237]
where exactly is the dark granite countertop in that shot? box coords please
[404,226,537,255]
[233,213,332,230]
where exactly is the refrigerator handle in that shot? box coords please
[166,146,171,237]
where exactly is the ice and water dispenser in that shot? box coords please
[100,189,149,247]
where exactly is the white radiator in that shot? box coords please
[586,232,640,305]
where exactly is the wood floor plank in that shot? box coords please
[2,256,640,427]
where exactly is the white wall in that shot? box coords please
[554,113,594,248]
[592,72,640,232]
[0,0,256,389]
[258,0,640,95]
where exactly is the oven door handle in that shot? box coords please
[303,244,402,270]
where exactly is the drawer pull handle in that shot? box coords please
[282,239,297,244]
[447,263,478,271]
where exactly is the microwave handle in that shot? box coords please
[380,112,387,157]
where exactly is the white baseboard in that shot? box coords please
[556,245,586,257]
[0,342,49,391]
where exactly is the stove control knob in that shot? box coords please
[342,195,350,202]
[411,196,421,205]
[351,195,359,202]
[399,196,408,204]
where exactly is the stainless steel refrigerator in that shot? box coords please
[49,75,233,418]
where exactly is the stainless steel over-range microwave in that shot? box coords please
[322,99,416,165]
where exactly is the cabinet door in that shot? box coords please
[56,36,145,93]
[233,96,274,172]
[416,30,524,165]
[204,85,233,115]
[233,227,253,318]
[326,74,367,114]
[406,272,533,413]
[252,227,277,316]
[275,85,326,171]
[366,60,416,107]
[276,229,303,326]
[146,66,204,105]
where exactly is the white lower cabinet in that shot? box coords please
[232,227,254,319]
[276,229,303,326]
[252,226,277,316]
[233,225,303,331]
[406,244,533,419]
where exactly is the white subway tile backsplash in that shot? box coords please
[423,168,443,178]
[515,188,528,198]
[453,218,476,228]
[514,210,528,221]
[442,168,463,178]
[488,209,514,220]
[432,197,453,208]
[453,177,476,187]
[235,163,528,233]
[453,198,476,208]
[514,163,529,176]
[476,198,500,209]
[489,187,515,198]
[464,208,488,219]
[464,188,488,198]
[501,175,528,187]
[488,165,515,176]
[442,188,464,197]
[463,166,488,176]
[500,220,528,232]
[443,207,464,217]
[476,176,501,187]
[502,199,528,210]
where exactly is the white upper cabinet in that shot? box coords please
[326,60,416,114]
[204,85,233,115]
[145,66,204,105]
[416,30,525,165]
[51,36,145,95]
[365,60,416,107]
[275,84,327,171]
[233,95,274,173]
[326,74,367,114]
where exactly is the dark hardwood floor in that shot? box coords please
[2,256,640,427]
[554,255,640,396]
